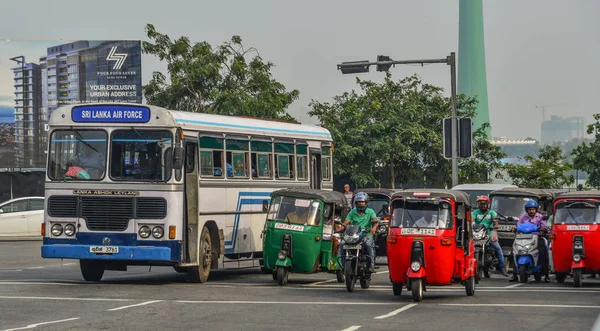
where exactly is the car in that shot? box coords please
[0,197,44,237]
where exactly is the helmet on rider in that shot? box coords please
[476,195,490,211]
[354,192,369,212]
[524,200,539,217]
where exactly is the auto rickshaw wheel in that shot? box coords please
[518,265,528,284]
[411,279,423,302]
[336,270,345,283]
[276,266,289,286]
[573,268,583,288]
[188,227,212,283]
[392,283,402,296]
[555,272,566,283]
[466,276,475,296]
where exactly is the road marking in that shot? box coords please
[26,267,44,270]
[306,278,338,286]
[107,300,164,311]
[176,300,402,305]
[0,296,132,302]
[341,326,362,331]
[439,303,600,309]
[374,304,418,319]
[505,283,523,288]
[0,282,78,286]
[63,263,76,266]
[0,270,22,272]
[2,317,80,331]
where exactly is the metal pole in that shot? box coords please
[449,52,459,187]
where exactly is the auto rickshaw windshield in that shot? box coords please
[391,200,452,229]
[554,201,600,224]
[491,196,534,219]
[369,199,390,217]
[267,196,321,226]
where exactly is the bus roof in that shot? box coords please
[48,103,332,141]
[451,184,517,190]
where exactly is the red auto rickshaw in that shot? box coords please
[386,189,477,302]
[550,190,600,287]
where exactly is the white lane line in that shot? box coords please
[374,303,418,319]
[176,300,402,305]
[107,300,164,311]
[505,283,523,288]
[0,296,132,302]
[440,304,600,309]
[306,279,338,286]
[341,326,362,331]
[0,282,78,286]
[0,270,22,272]
[63,263,76,266]
[2,317,80,331]
[26,267,44,270]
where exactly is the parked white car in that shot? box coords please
[0,197,44,237]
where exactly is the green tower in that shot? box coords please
[458,0,491,137]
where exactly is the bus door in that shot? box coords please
[309,148,322,189]
[184,139,199,264]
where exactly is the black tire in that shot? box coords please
[345,261,355,292]
[360,277,370,289]
[555,272,567,283]
[189,226,212,283]
[477,263,482,282]
[259,259,271,274]
[519,265,528,284]
[272,270,277,281]
[466,276,475,296]
[392,283,403,296]
[336,270,345,283]
[411,278,423,302]
[483,268,490,279]
[276,266,288,286]
[534,273,542,282]
[80,260,104,282]
[573,268,583,288]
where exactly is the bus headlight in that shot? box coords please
[51,224,63,236]
[139,226,151,238]
[152,226,164,239]
[64,224,76,236]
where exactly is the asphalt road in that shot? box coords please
[0,241,599,331]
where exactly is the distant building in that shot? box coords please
[490,137,539,160]
[11,62,42,167]
[541,115,585,145]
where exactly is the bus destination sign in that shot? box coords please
[71,105,150,123]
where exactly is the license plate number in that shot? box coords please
[566,225,590,231]
[344,245,361,250]
[90,246,119,254]
[475,240,486,245]
[401,228,436,236]
[498,225,514,231]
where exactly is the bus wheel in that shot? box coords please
[80,260,105,282]
[189,227,212,283]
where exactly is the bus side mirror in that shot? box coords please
[172,147,184,169]
[456,205,466,220]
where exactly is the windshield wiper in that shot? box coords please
[70,127,100,154]
[403,208,419,229]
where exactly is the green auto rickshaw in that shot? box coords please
[262,189,350,285]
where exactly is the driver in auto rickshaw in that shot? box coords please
[341,192,379,273]
[285,203,310,224]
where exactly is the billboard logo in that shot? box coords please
[106,46,127,70]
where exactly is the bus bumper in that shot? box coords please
[41,237,181,262]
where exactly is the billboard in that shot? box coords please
[0,40,143,168]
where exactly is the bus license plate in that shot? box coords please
[90,246,119,254]
[401,228,436,236]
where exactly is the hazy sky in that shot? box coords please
[0,0,598,140]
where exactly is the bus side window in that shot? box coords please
[296,144,308,181]
[275,142,294,180]
[251,140,272,179]
[322,145,332,181]
[226,138,249,178]
[199,136,224,177]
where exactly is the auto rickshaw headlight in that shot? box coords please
[573,254,582,262]
[410,261,421,272]
[277,250,287,260]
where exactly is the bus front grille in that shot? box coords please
[81,197,134,231]
[48,196,78,217]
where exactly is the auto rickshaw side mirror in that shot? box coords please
[456,204,466,220]
[262,200,269,213]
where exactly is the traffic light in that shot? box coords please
[339,61,370,74]
[443,117,473,158]
[376,55,391,72]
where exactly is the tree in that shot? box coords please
[504,145,574,188]
[308,73,506,188]
[142,24,299,121]
[572,113,600,189]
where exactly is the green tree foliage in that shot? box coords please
[505,145,574,188]
[308,73,506,188]
[142,24,299,121]
[572,114,600,189]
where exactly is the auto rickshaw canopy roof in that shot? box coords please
[352,188,399,199]
[391,189,472,206]
[489,187,558,199]
[556,190,600,199]
[271,189,349,209]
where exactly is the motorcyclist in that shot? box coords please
[471,196,509,277]
[341,191,379,273]
[509,200,550,283]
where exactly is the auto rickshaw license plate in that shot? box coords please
[401,228,436,236]
[566,225,590,231]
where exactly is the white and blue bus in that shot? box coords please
[41,103,333,282]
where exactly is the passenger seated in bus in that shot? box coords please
[234,160,247,177]
[70,143,105,179]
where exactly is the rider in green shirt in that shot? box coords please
[342,192,379,272]
[471,195,508,277]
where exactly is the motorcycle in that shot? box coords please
[473,223,499,282]
[513,222,545,283]
[340,224,373,292]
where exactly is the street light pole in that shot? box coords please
[337,52,461,187]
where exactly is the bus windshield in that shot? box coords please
[554,201,600,224]
[392,200,452,229]
[490,196,534,219]
[47,129,108,181]
[110,129,173,181]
